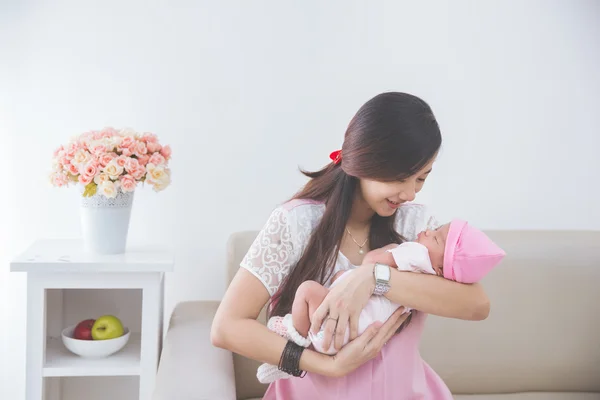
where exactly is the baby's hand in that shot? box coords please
[363,244,398,268]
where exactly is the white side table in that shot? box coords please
[10,239,174,400]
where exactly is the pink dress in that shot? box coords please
[240,199,453,400]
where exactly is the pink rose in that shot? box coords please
[137,154,150,166]
[124,157,140,172]
[141,132,158,143]
[120,136,135,149]
[78,174,93,185]
[119,174,137,192]
[59,155,70,167]
[91,144,106,156]
[53,146,64,158]
[100,127,118,138]
[125,158,145,179]
[146,142,162,153]
[148,153,166,166]
[134,141,147,157]
[130,165,146,180]
[99,152,117,167]
[83,160,99,178]
[160,145,172,160]
[79,140,91,152]
[67,162,80,175]
[116,155,127,167]
[50,172,69,187]
[66,143,78,159]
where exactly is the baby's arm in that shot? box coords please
[292,281,330,338]
[388,242,437,275]
[363,244,399,268]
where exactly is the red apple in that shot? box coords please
[73,319,95,340]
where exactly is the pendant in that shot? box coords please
[358,248,364,255]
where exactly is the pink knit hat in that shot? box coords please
[443,219,506,283]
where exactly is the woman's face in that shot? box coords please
[358,158,436,217]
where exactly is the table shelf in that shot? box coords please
[44,334,141,377]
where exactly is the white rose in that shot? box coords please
[146,163,167,181]
[103,159,124,180]
[99,180,119,198]
[72,148,92,167]
[109,135,122,149]
[119,127,138,138]
[151,168,171,192]
[96,138,110,152]
[51,158,62,172]
[93,173,111,185]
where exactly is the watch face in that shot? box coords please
[376,263,390,281]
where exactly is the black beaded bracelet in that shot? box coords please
[278,340,307,378]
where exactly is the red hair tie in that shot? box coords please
[329,150,342,165]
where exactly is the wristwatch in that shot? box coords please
[373,263,391,295]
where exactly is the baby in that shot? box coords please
[257,219,506,383]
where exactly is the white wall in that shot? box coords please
[1,0,599,398]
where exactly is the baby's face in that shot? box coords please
[416,223,450,276]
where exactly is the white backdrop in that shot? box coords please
[1,1,599,398]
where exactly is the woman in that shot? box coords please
[211,92,491,399]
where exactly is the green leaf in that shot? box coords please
[83,182,97,197]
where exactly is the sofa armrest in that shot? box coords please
[152,301,236,400]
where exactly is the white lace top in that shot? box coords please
[240,199,439,296]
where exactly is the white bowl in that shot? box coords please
[61,325,130,358]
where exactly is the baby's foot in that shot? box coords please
[257,363,293,384]
[266,314,311,347]
[258,315,311,383]
[267,315,288,338]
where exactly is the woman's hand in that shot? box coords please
[326,307,410,377]
[310,263,376,351]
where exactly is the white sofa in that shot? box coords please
[152,230,600,399]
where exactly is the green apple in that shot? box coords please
[91,315,124,340]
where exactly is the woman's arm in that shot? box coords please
[387,268,490,321]
[211,268,333,375]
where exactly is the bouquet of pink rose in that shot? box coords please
[50,127,172,198]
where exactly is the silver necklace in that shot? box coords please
[345,227,368,255]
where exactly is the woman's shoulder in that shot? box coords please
[394,202,439,241]
[280,198,325,212]
[241,199,326,297]
[276,198,326,222]
[275,198,326,235]
[257,199,326,242]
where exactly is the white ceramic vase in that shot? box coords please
[80,189,135,254]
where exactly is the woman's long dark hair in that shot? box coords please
[269,92,442,324]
